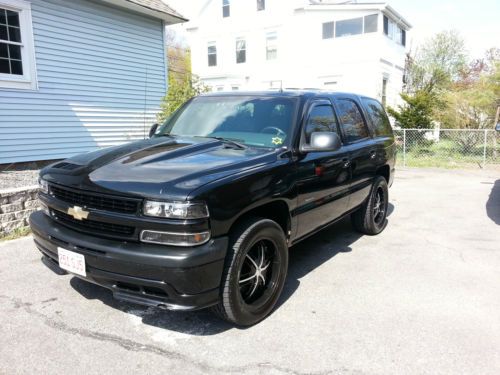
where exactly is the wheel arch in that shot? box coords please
[227,200,292,240]
[376,164,390,184]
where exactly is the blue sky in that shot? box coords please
[168,0,500,59]
[385,0,499,58]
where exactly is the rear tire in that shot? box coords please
[352,176,389,235]
[212,217,288,326]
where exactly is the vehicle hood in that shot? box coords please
[41,136,279,200]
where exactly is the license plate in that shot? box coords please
[57,247,86,277]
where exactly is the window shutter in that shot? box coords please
[383,15,388,35]
[401,29,406,46]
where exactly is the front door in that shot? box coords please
[295,100,351,239]
[334,98,377,209]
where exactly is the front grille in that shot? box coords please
[52,210,135,237]
[50,185,139,214]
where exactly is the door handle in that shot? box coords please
[370,150,377,159]
[342,158,351,168]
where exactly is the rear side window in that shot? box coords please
[304,104,338,143]
[335,99,370,143]
[362,98,392,136]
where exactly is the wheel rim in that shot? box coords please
[373,187,386,225]
[238,239,279,305]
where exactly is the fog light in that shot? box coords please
[39,201,50,216]
[140,230,211,246]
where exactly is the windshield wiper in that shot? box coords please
[197,136,247,149]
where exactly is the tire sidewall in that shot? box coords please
[368,177,389,233]
[224,219,288,326]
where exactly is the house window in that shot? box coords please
[322,21,334,39]
[266,32,277,60]
[236,38,246,64]
[383,15,405,46]
[364,14,378,33]
[231,85,239,91]
[335,17,362,38]
[382,77,388,106]
[0,0,37,90]
[222,0,230,18]
[257,0,265,11]
[207,42,217,66]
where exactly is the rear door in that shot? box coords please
[361,97,396,185]
[295,99,351,239]
[333,97,377,210]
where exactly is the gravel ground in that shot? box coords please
[0,161,58,191]
[1,168,499,375]
[0,170,40,191]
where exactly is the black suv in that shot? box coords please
[30,91,395,326]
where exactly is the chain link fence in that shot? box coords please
[393,129,500,169]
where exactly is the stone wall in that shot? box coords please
[0,186,40,235]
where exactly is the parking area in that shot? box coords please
[1,168,499,375]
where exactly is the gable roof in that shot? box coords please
[101,0,188,23]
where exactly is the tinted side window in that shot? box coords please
[305,105,338,143]
[336,99,370,142]
[362,98,392,136]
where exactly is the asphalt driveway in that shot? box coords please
[1,168,499,375]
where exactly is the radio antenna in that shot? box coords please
[143,66,148,139]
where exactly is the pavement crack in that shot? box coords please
[0,294,334,375]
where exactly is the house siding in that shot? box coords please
[0,0,167,164]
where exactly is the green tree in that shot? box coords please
[405,30,467,93]
[157,31,210,123]
[390,30,470,129]
[157,74,210,123]
[387,90,436,129]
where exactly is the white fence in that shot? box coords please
[393,129,500,169]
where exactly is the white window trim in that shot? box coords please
[0,0,37,90]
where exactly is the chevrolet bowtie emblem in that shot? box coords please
[67,206,89,221]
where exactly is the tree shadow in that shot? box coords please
[486,180,500,225]
[70,205,394,334]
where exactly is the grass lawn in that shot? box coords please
[0,226,31,242]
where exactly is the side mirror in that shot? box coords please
[301,132,342,153]
[149,123,159,138]
[496,122,500,132]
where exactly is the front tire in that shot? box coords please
[213,217,288,326]
[352,176,389,235]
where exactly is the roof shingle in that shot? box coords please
[124,0,187,21]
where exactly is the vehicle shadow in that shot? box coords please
[70,203,394,334]
[486,180,500,225]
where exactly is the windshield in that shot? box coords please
[157,96,297,148]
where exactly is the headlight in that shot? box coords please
[143,200,209,219]
[140,230,211,246]
[38,178,49,194]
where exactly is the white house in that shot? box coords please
[0,0,185,164]
[174,0,411,107]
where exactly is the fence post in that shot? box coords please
[403,129,407,168]
[482,129,488,167]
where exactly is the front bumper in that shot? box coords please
[29,211,228,311]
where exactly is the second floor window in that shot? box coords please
[257,0,265,11]
[222,0,230,18]
[336,17,363,38]
[266,32,277,60]
[208,42,217,66]
[236,38,246,64]
[383,15,406,46]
